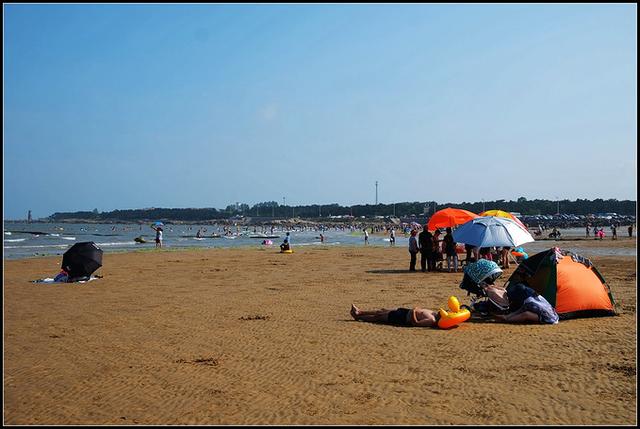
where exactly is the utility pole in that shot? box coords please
[375,181,378,205]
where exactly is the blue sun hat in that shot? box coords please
[460,259,503,296]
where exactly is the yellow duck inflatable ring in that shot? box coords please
[437,296,471,329]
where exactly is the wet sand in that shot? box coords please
[3,240,637,425]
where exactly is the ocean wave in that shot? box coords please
[92,241,139,247]
[61,236,76,240]
[293,241,333,246]
[4,244,70,249]
[4,238,26,242]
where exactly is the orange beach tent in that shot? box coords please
[427,208,478,231]
[505,247,616,319]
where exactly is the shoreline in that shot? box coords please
[4,233,637,260]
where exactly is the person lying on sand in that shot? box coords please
[350,304,439,327]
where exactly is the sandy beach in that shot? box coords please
[3,239,636,425]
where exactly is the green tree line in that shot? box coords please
[48,198,636,222]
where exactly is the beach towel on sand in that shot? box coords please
[32,276,100,284]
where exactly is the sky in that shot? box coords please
[3,3,637,219]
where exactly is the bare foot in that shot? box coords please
[350,304,360,320]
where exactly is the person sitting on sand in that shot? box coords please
[350,304,439,327]
[461,260,559,325]
[53,269,70,283]
[280,232,291,251]
[489,283,559,325]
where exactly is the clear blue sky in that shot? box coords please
[4,3,637,219]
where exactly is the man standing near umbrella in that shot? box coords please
[443,227,459,273]
[418,225,434,272]
[408,230,419,272]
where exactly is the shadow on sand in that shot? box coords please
[366,269,461,274]
[366,269,419,274]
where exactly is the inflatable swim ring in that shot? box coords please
[280,249,294,254]
[437,296,471,329]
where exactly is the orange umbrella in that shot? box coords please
[480,209,528,231]
[427,208,478,231]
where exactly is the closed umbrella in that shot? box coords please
[427,208,478,231]
[452,216,535,248]
[61,242,103,278]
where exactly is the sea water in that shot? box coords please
[2,222,636,260]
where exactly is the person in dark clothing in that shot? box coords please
[479,246,493,261]
[465,243,476,263]
[431,229,443,271]
[350,304,439,327]
[443,227,458,272]
[418,225,434,272]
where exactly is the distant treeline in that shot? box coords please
[47,198,636,223]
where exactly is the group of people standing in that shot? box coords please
[407,224,513,273]
[586,223,634,240]
[408,225,458,273]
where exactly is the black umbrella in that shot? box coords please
[62,242,103,278]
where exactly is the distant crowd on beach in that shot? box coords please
[583,222,633,240]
